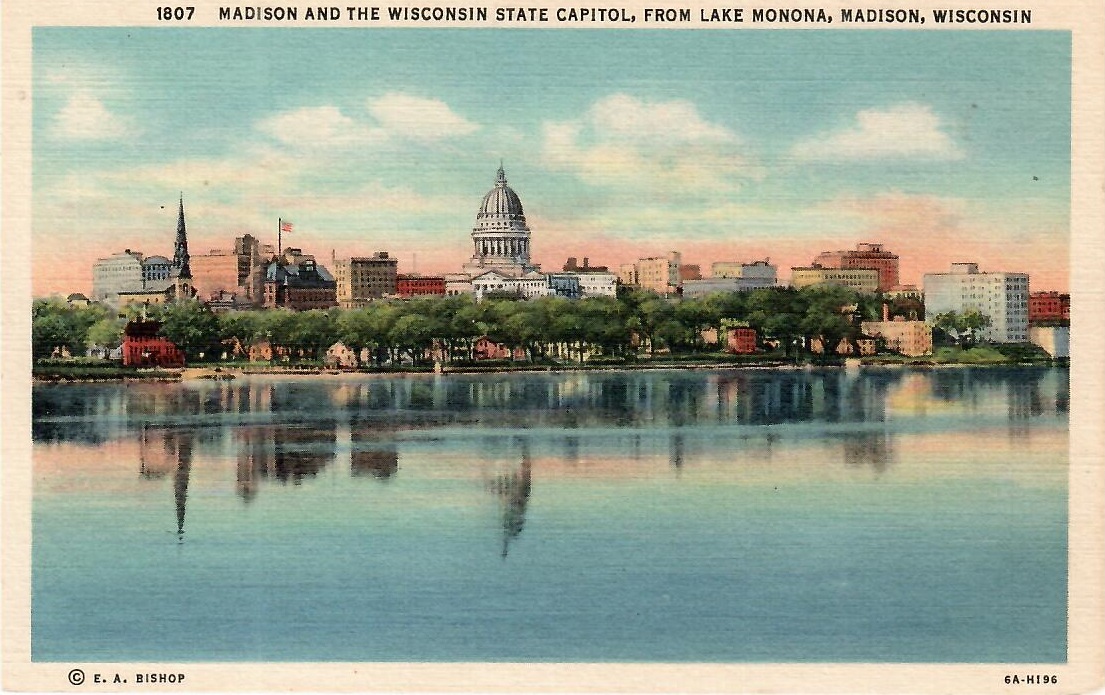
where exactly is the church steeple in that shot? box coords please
[173,194,191,279]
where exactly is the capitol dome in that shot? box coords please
[464,164,538,277]
[475,165,529,232]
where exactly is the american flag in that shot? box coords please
[280,220,294,233]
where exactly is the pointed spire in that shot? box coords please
[496,161,507,187]
[173,193,192,279]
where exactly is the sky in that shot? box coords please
[32,28,1071,296]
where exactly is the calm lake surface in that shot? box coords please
[32,367,1068,663]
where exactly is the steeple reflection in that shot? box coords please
[172,435,192,540]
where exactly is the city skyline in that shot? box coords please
[33,29,1071,296]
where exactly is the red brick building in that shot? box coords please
[725,327,758,354]
[1028,291,1070,324]
[396,274,446,297]
[122,320,185,367]
[813,242,900,292]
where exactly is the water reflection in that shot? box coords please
[486,438,533,559]
[171,433,192,541]
[350,416,399,480]
[841,431,894,473]
[33,367,1067,444]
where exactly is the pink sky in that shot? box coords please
[34,224,1068,300]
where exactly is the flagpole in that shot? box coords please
[278,217,282,258]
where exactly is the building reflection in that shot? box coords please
[350,417,399,480]
[34,368,1071,450]
[234,422,337,499]
[487,438,533,559]
[841,431,894,473]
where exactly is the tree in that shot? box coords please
[799,285,861,359]
[290,309,339,361]
[389,313,436,366]
[31,299,111,359]
[86,317,125,350]
[158,300,220,361]
[745,287,806,358]
[932,310,991,347]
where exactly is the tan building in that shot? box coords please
[861,318,933,356]
[813,242,900,292]
[791,266,880,293]
[621,251,682,295]
[332,252,399,308]
[187,234,269,306]
[189,250,239,300]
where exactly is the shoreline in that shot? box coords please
[31,357,1067,384]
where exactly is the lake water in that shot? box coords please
[32,367,1068,663]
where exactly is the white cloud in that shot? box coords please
[791,103,964,161]
[588,93,736,145]
[51,91,129,140]
[257,106,371,148]
[255,93,478,150]
[367,92,478,141]
[541,94,756,193]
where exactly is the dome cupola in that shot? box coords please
[475,164,529,232]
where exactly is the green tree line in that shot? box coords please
[32,285,924,365]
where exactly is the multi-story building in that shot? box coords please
[1028,291,1070,324]
[790,266,880,293]
[121,320,185,367]
[91,196,197,307]
[569,271,618,298]
[547,273,581,299]
[563,257,609,273]
[1028,325,1070,358]
[685,260,777,297]
[396,274,446,297]
[813,242,900,292]
[711,259,776,282]
[141,255,174,289]
[332,252,398,308]
[620,252,681,295]
[470,269,552,301]
[183,234,270,306]
[189,249,240,299]
[861,311,933,357]
[923,262,1029,343]
[263,255,337,310]
[92,250,145,303]
[679,264,702,282]
[617,263,638,286]
[886,284,923,301]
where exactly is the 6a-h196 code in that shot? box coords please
[156,7,195,20]
[1005,675,1058,685]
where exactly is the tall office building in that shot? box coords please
[923,262,1029,343]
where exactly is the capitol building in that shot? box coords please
[447,165,617,300]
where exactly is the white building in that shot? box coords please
[461,165,540,278]
[923,262,1030,343]
[471,269,551,301]
[91,250,145,304]
[571,271,618,298]
[1029,325,1069,358]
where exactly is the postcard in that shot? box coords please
[3,0,1103,692]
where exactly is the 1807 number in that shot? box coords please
[156,6,195,20]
